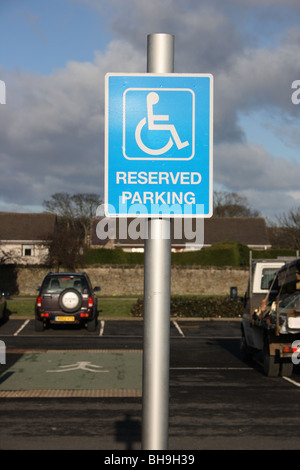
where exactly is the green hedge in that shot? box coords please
[131,295,244,318]
[83,241,249,267]
[171,241,249,266]
[83,244,297,268]
[252,249,296,259]
[82,247,144,265]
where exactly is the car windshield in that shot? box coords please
[42,276,88,294]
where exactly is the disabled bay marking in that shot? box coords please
[47,361,109,373]
[0,350,142,392]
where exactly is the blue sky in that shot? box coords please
[0,0,111,73]
[1,0,300,221]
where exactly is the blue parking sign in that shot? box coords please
[105,73,213,218]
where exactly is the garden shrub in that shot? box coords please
[131,295,244,318]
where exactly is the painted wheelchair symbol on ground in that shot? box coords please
[47,361,109,373]
[0,351,142,395]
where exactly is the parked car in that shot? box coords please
[0,292,8,323]
[35,272,100,332]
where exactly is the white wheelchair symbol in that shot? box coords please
[135,92,189,156]
[47,361,109,373]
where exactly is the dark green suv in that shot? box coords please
[35,272,100,332]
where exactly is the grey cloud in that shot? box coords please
[0,40,147,210]
[215,141,300,191]
[2,0,300,218]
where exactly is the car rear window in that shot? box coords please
[42,276,88,294]
[260,268,278,290]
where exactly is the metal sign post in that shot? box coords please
[142,33,173,450]
[104,32,213,449]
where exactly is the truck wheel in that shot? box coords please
[263,342,279,377]
[240,334,252,362]
[280,362,294,378]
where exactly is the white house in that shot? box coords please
[0,212,57,265]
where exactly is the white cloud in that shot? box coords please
[1,0,300,219]
[215,141,300,190]
[0,38,148,210]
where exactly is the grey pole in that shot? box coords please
[147,33,174,73]
[142,33,174,450]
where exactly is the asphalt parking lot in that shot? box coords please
[1,318,300,450]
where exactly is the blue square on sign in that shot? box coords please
[123,88,194,160]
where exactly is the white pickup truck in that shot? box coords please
[241,255,300,377]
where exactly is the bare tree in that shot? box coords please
[274,207,300,250]
[0,247,15,264]
[213,191,260,217]
[43,192,103,243]
[44,223,85,271]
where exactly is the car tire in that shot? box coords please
[3,302,8,323]
[87,315,97,332]
[59,288,82,313]
[35,317,44,332]
[240,333,252,362]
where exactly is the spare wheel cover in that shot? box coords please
[59,288,82,313]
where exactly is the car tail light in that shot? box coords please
[41,313,49,318]
[88,297,94,308]
[80,313,89,318]
[36,296,42,308]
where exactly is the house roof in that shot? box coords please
[203,217,270,247]
[0,212,57,241]
[91,217,271,248]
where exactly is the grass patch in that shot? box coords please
[7,300,36,317]
[6,298,136,319]
[99,299,136,318]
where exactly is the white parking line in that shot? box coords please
[13,319,30,336]
[99,320,105,336]
[282,376,300,388]
[172,320,185,337]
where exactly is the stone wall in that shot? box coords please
[0,265,249,297]
[170,266,249,296]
